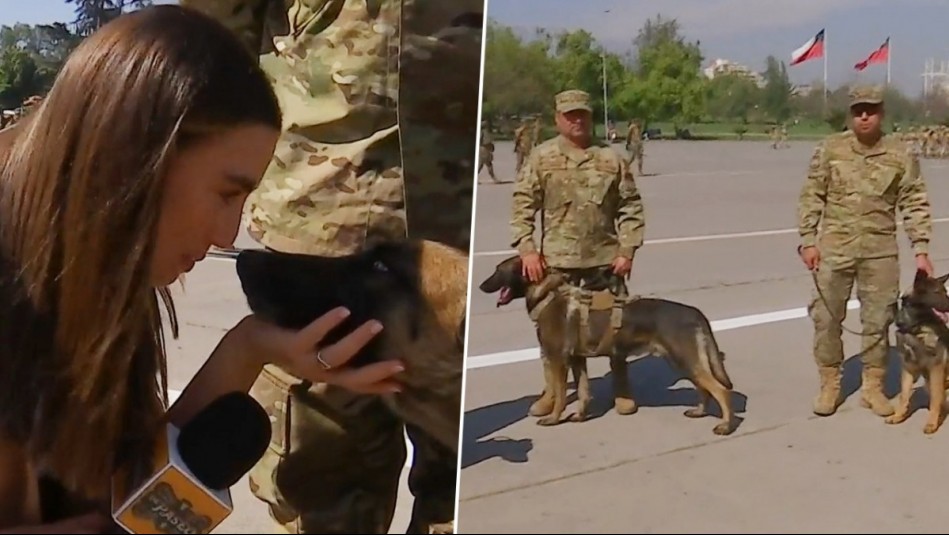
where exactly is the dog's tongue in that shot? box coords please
[497,287,513,307]
[935,309,949,323]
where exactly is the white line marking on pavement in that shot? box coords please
[474,217,949,258]
[167,389,415,467]
[466,299,861,370]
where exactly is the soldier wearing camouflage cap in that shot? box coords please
[511,89,645,419]
[178,1,480,533]
[797,84,933,419]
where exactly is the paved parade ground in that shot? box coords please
[459,139,949,533]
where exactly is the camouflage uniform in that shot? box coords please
[797,85,932,418]
[179,1,480,533]
[624,120,643,175]
[512,118,531,174]
[510,90,645,415]
[530,116,541,148]
[479,120,497,183]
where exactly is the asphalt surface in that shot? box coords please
[163,230,417,534]
[460,139,949,533]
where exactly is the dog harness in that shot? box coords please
[568,285,631,357]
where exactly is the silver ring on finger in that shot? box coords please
[316,350,333,371]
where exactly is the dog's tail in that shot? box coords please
[702,329,733,390]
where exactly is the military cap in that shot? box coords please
[849,85,884,107]
[555,89,593,113]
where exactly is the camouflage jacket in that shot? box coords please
[511,135,645,268]
[179,0,482,256]
[625,123,641,145]
[797,130,932,265]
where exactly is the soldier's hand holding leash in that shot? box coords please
[612,255,633,278]
[798,245,820,271]
[916,253,934,277]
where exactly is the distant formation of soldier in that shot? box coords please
[0,95,44,130]
[899,125,949,159]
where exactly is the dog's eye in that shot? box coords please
[373,260,388,272]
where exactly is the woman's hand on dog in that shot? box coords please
[238,308,404,395]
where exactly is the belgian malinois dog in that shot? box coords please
[886,269,949,434]
[235,239,468,453]
[479,255,737,435]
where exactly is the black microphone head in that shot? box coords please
[175,391,271,490]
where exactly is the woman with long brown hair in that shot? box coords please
[0,5,403,532]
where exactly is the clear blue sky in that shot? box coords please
[0,0,177,26]
[488,0,949,96]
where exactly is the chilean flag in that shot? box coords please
[790,29,825,66]
[854,38,889,71]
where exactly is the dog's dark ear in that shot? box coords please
[937,272,949,285]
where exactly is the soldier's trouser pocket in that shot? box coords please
[248,365,407,534]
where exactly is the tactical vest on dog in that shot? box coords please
[567,285,630,357]
[528,273,633,358]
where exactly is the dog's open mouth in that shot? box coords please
[935,308,949,323]
[497,286,513,307]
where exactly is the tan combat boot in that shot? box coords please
[813,365,843,416]
[859,366,894,417]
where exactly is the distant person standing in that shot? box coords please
[797,85,933,418]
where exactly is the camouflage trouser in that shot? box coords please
[808,256,899,368]
[625,142,643,173]
[514,147,526,174]
[248,365,456,534]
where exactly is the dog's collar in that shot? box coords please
[528,291,556,321]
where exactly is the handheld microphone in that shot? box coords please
[111,391,271,534]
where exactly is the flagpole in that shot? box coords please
[823,29,828,116]
[886,38,891,86]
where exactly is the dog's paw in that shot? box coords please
[885,412,908,425]
[684,407,707,419]
[536,415,560,426]
[924,421,941,434]
[713,422,734,436]
[614,398,638,415]
[568,412,588,423]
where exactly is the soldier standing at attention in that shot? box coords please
[625,118,643,175]
[479,119,498,183]
[797,85,933,418]
[510,89,645,418]
[179,1,481,533]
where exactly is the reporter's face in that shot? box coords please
[150,124,279,286]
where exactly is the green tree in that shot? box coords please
[615,15,706,129]
[481,20,558,121]
[706,73,761,123]
[0,23,80,108]
[0,46,40,109]
[762,55,792,123]
[66,0,153,36]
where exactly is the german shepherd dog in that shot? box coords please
[234,239,468,453]
[479,255,737,435]
[886,269,949,434]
